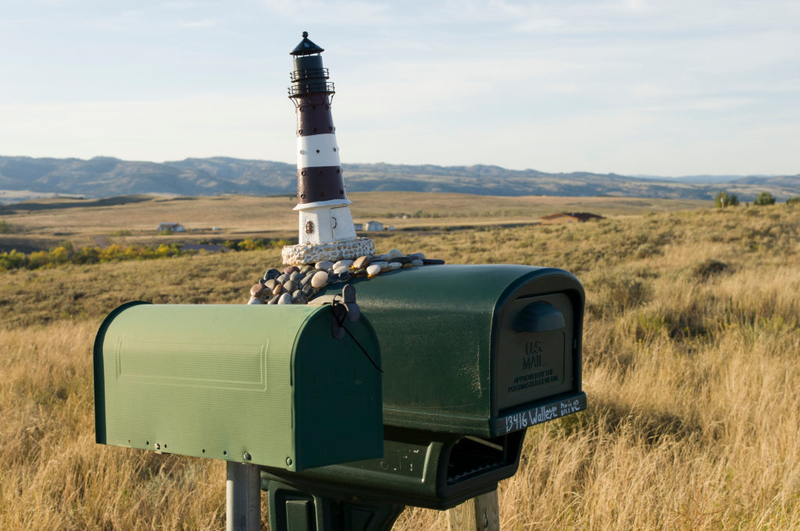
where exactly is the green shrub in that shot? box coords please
[714,191,739,208]
[0,236,290,271]
[237,238,265,251]
[0,249,27,270]
[754,192,776,206]
[786,196,800,206]
[0,243,190,271]
[0,220,14,234]
[224,238,291,251]
[693,259,731,280]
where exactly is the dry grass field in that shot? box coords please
[1,195,799,530]
[0,192,706,252]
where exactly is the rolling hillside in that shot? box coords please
[1,155,798,203]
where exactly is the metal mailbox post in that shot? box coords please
[94,264,586,531]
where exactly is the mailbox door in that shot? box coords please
[494,292,575,409]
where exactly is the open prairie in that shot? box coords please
[0,192,706,252]
[1,195,799,530]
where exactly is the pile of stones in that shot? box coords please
[247,249,445,305]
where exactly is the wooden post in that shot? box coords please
[447,491,499,531]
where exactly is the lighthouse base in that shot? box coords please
[282,237,375,266]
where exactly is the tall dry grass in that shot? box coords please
[0,322,253,529]
[2,204,800,529]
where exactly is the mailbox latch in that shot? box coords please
[309,284,361,339]
[309,285,382,373]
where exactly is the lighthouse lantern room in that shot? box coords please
[281,32,375,266]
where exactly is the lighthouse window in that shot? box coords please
[333,148,337,152]
[305,221,315,234]
[316,149,320,153]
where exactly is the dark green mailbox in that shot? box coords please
[94,301,383,472]
[262,264,586,513]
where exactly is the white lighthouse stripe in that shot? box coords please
[293,198,351,211]
[296,134,341,168]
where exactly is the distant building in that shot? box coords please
[157,223,186,232]
[540,212,604,225]
[354,221,383,231]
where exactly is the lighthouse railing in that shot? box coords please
[288,82,335,96]
[290,67,330,82]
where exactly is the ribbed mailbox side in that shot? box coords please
[316,264,586,437]
[94,303,382,471]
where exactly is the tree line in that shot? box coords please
[714,191,800,208]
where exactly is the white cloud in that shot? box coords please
[630,84,674,100]
[514,17,566,33]
[261,0,392,25]
[679,97,759,112]
[159,1,209,9]
[176,19,215,28]
[623,0,646,12]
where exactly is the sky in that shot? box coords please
[0,0,798,176]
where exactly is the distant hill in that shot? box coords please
[1,155,797,204]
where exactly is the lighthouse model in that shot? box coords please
[281,32,375,266]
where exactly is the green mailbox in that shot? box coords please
[94,301,383,472]
[262,264,586,512]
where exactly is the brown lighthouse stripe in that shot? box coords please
[296,105,335,136]
[297,166,346,204]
